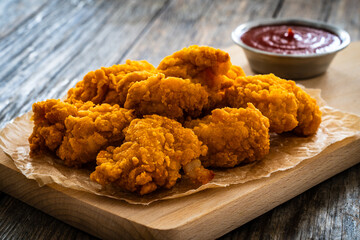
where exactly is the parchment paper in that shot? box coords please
[1,88,360,205]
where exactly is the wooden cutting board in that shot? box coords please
[1,42,360,240]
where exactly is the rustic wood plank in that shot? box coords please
[0,0,168,128]
[0,0,47,39]
[0,193,98,240]
[123,0,282,64]
[219,39,360,240]
[1,40,360,240]
[221,164,360,239]
[0,0,360,239]
[275,0,360,39]
[327,0,360,40]
[276,0,333,20]
[1,130,359,239]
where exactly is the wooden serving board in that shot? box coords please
[1,42,360,240]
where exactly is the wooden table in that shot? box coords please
[1,0,359,239]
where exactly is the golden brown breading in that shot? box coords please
[203,65,246,111]
[57,104,135,167]
[157,45,232,91]
[225,74,321,135]
[157,46,247,113]
[225,74,299,133]
[275,79,322,136]
[29,99,135,167]
[29,45,322,196]
[124,73,209,121]
[225,65,246,80]
[90,115,213,195]
[105,71,155,106]
[66,60,156,106]
[29,99,78,155]
[126,116,213,186]
[185,104,270,168]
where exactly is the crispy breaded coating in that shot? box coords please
[185,104,270,168]
[105,71,155,106]
[124,73,209,121]
[29,99,135,167]
[225,74,299,133]
[57,104,135,167]
[225,65,246,80]
[29,99,78,155]
[28,45,323,197]
[158,46,248,113]
[225,74,321,135]
[203,65,246,110]
[126,116,213,185]
[275,78,322,136]
[66,60,156,106]
[90,115,213,195]
[157,45,232,91]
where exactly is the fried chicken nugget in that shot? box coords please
[29,99,78,155]
[106,71,155,105]
[275,78,322,136]
[185,104,270,168]
[29,99,135,167]
[90,115,213,195]
[206,65,247,110]
[57,104,135,167]
[225,74,299,134]
[225,65,246,80]
[158,46,246,112]
[66,60,156,106]
[157,45,232,90]
[124,73,209,121]
[225,74,321,135]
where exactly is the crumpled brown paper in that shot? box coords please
[0,88,359,205]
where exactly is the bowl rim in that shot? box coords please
[231,18,351,58]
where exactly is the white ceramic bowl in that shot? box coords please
[232,18,351,79]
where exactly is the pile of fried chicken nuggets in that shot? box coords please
[29,46,322,195]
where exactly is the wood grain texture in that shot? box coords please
[0,0,47,39]
[277,0,332,20]
[124,0,281,63]
[327,0,360,41]
[1,42,360,239]
[1,134,359,239]
[221,43,360,239]
[0,193,96,240]
[221,164,360,240]
[0,0,360,239]
[0,0,168,127]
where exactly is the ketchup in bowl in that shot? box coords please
[240,25,342,55]
[232,19,350,79]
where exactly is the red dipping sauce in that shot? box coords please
[241,25,342,55]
